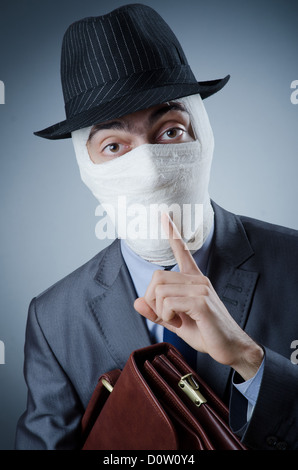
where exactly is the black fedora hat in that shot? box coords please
[35,4,230,140]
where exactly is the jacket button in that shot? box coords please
[266,436,278,447]
[276,441,287,450]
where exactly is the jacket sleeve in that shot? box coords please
[15,298,84,449]
[229,346,298,450]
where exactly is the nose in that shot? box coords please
[132,134,150,148]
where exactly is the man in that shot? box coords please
[15,4,298,450]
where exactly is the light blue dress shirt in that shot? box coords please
[120,225,263,418]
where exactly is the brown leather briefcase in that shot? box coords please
[81,342,247,450]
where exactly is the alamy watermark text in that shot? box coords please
[290,340,298,364]
[94,197,203,247]
[290,80,298,104]
[0,80,4,104]
[0,340,5,364]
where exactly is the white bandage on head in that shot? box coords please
[72,93,214,265]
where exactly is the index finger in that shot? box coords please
[161,212,202,275]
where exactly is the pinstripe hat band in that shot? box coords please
[35,4,230,140]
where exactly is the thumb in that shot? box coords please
[134,297,182,329]
[134,297,158,323]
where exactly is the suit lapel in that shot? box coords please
[196,202,259,399]
[89,240,151,370]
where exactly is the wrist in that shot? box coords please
[231,341,264,381]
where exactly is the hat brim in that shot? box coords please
[34,75,230,140]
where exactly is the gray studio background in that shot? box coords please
[0,0,297,450]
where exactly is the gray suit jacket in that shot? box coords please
[15,202,298,450]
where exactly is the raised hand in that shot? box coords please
[134,213,263,380]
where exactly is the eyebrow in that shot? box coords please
[148,102,187,125]
[88,102,188,141]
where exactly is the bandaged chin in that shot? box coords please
[71,93,215,266]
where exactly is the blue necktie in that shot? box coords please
[163,328,197,370]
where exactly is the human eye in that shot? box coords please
[157,126,186,143]
[87,126,132,163]
[163,128,184,140]
[102,142,121,154]
[100,141,131,157]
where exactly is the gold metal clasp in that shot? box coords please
[102,378,114,393]
[178,373,207,407]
